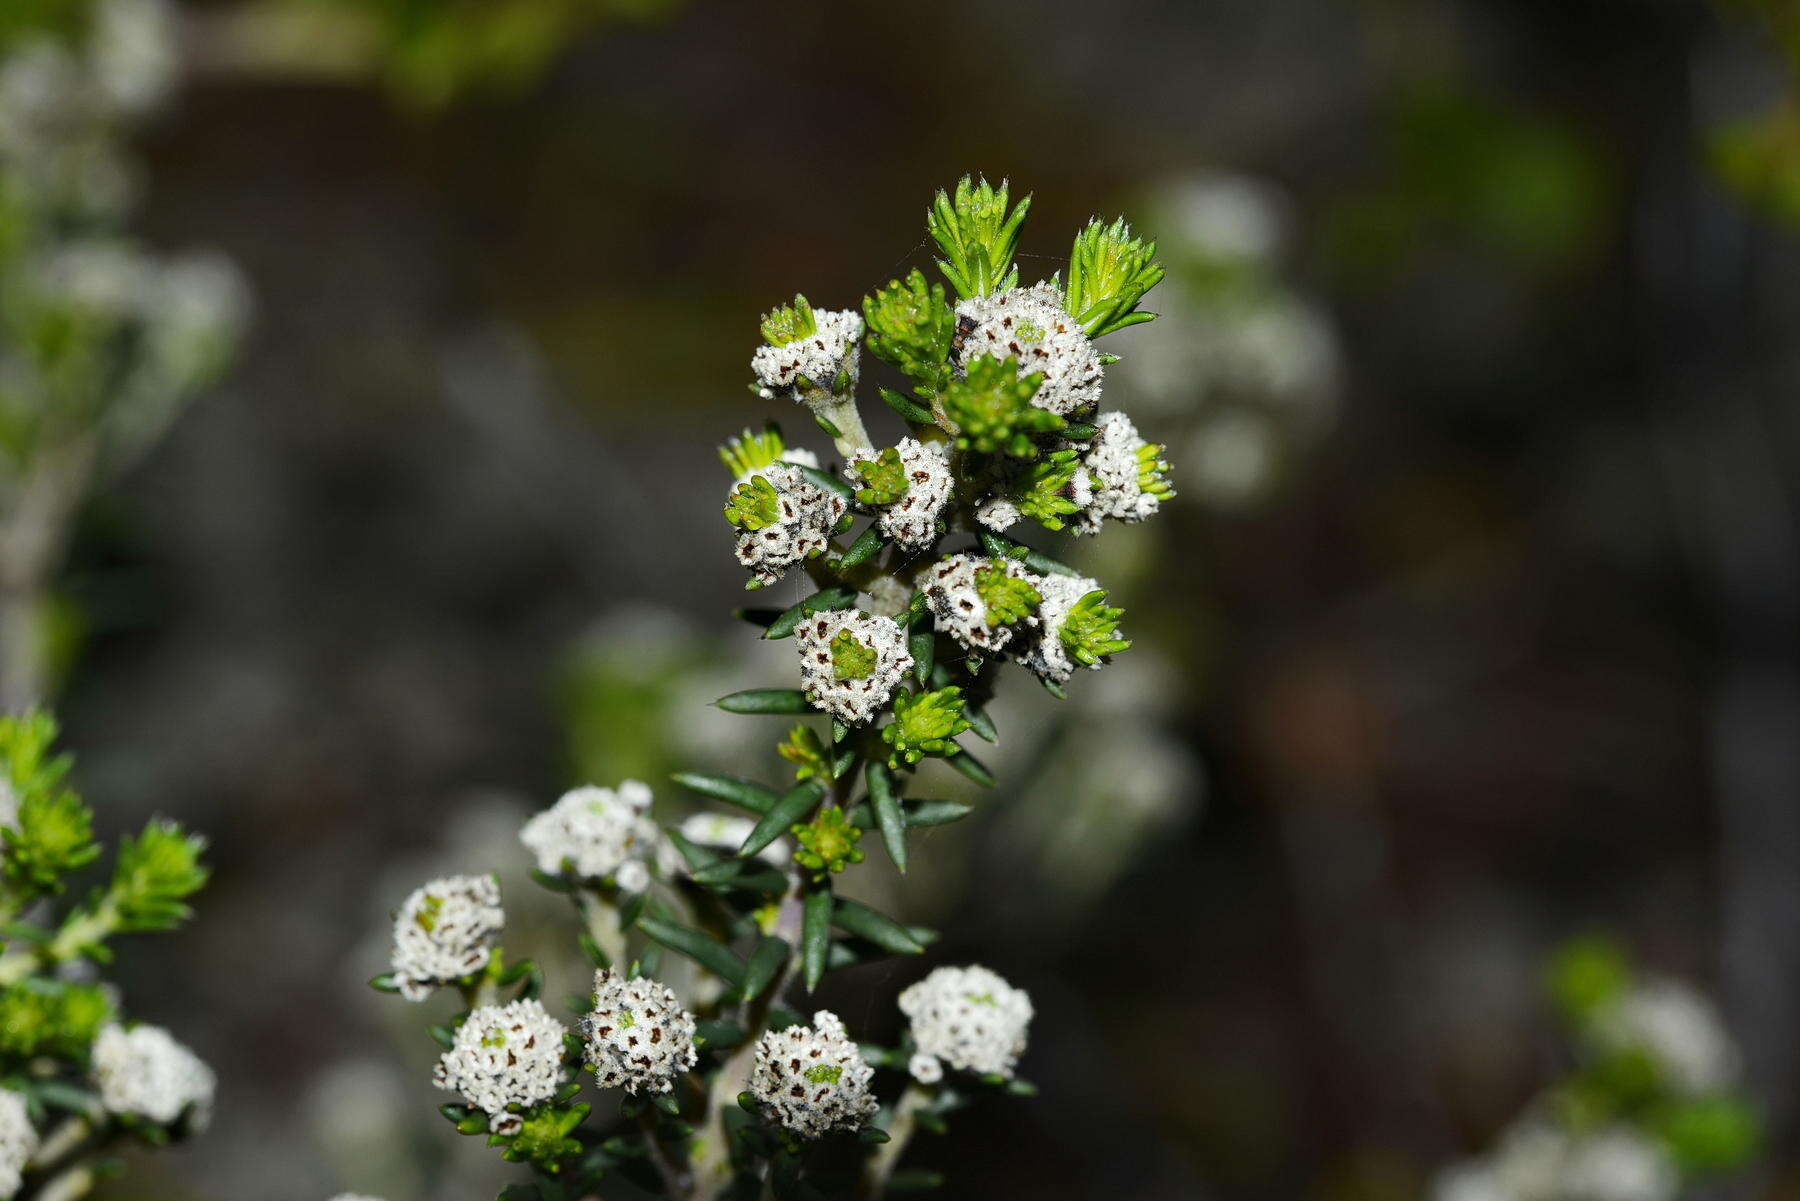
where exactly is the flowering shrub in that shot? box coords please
[367,177,1172,1200]
[1433,938,1759,1201]
[0,710,211,1200]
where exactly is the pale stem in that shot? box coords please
[576,889,628,969]
[30,1164,95,1201]
[813,395,875,459]
[858,1080,932,1199]
[27,1117,91,1172]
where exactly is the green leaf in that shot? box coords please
[865,761,907,874]
[741,936,789,1000]
[1063,215,1165,338]
[964,702,997,743]
[688,858,789,895]
[760,294,818,347]
[977,529,1081,578]
[946,748,996,788]
[888,1169,946,1191]
[903,799,974,827]
[801,884,832,992]
[832,897,924,954]
[665,829,723,874]
[794,464,855,503]
[368,973,401,993]
[671,772,779,815]
[108,819,209,933]
[637,915,746,986]
[878,387,936,424]
[909,627,935,684]
[738,780,826,858]
[839,524,886,569]
[715,689,813,716]
[764,587,859,640]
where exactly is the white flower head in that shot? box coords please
[846,438,953,550]
[0,1087,37,1200]
[751,1010,876,1138]
[954,282,1104,418]
[677,813,788,867]
[796,609,913,726]
[898,965,1033,1081]
[1562,1128,1679,1201]
[434,999,568,1134]
[1072,411,1173,534]
[390,874,503,1002]
[521,782,662,889]
[580,970,698,1095]
[1592,979,1739,1097]
[733,464,848,590]
[92,1023,215,1129]
[1015,573,1120,685]
[861,574,913,619]
[923,553,1040,656]
[976,496,1022,533]
[752,309,863,407]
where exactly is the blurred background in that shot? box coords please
[6,0,1800,1197]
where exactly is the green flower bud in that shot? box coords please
[830,629,878,681]
[942,354,1063,458]
[928,176,1031,300]
[760,294,818,347]
[863,269,955,394]
[777,725,833,783]
[719,424,793,481]
[850,446,910,508]
[1012,449,1088,531]
[1062,216,1164,339]
[882,686,972,768]
[724,474,782,532]
[973,563,1041,628]
[499,1104,590,1169]
[1060,589,1130,667]
[792,806,864,879]
[110,818,209,933]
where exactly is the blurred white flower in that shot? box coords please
[899,965,1033,1081]
[0,1086,37,1200]
[1592,979,1739,1097]
[520,782,662,887]
[92,1022,215,1129]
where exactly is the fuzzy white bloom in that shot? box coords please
[954,282,1104,418]
[796,609,912,726]
[733,463,848,589]
[1444,1120,1678,1201]
[846,438,953,549]
[1592,979,1739,1096]
[92,1023,215,1129]
[0,1087,37,1200]
[1016,573,1115,685]
[976,496,1022,532]
[1072,411,1170,533]
[580,970,698,1095]
[434,999,567,1135]
[91,0,179,114]
[906,1052,943,1085]
[898,965,1033,1081]
[923,553,1039,656]
[521,782,662,890]
[752,310,863,405]
[390,874,503,1002]
[750,1010,876,1139]
[677,813,788,867]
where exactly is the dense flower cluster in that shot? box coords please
[923,553,1040,656]
[750,1011,877,1139]
[520,782,664,890]
[953,282,1104,418]
[389,874,503,1001]
[899,965,1034,1082]
[580,970,698,1095]
[728,463,849,589]
[92,1022,216,1129]
[1071,411,1173,533]
[845,437,953,549]
[752,307,863,406]
[434,999,568,1135]
[796,609,913,725]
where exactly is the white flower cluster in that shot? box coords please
[1072,411,1168,533]
[434,999,568,1135]
[1016,573,1112,685]
[580,970,699,1095]
[1435,1122,1676,1201]
[677,813,789,866]
[733,464,848,589]
[954,281,1104,418]
[923,553,1038,656]
[521,782,665,891]
[0,1087,37,1201]
[1590,979,1738,1097]
[846,438,953,549]
[899,965,1034,1083]
[752,309,863,405]
[796,609,913,725]
[92,1023,215,1129]
[390,874,503,1002]
[750,1010,876,1139]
